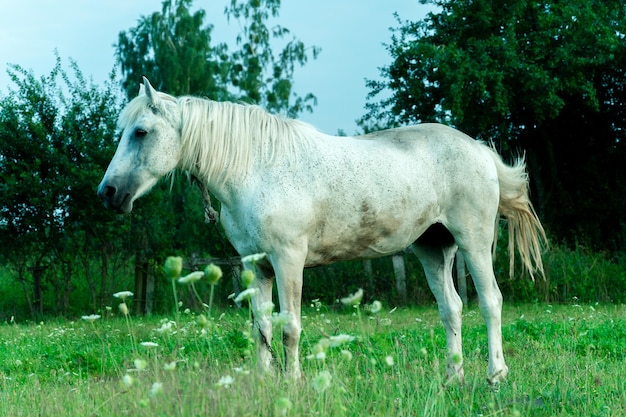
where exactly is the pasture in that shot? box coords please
[1,300,625,416]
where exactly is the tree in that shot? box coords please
[116,0,319,115]
[0,56,126,316]
[115,0,321,219]
[362,0,626,250]
[116,0,230,99]
[224,0,320,117]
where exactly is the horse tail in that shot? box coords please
[486,146,547,280]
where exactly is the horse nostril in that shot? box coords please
[98,185,117,201]
[104,185,117,198]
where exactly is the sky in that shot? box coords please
[0,1,434,135]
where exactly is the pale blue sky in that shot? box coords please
[0,1,434,134]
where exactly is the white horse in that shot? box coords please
[98,78,546,384]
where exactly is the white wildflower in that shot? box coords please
[140,341,159,348]
[341,350,353,361]
[329,334,356,347]
[149,381,163,398]
[155,321,176,334]
[134,359,147,371]
[81,314,101,322]
[340,288,363,306]
[178,271,204,284]
[122,374,134,387]
[368,300,382,314]
[241,252,267,264]
[215,375,234,388]
[270,311,293,326]
[234,288,258,303]
[385,355,395,367]
[259,301,275,316]
[163,361,177,371]
[312,338,331,355]
[113,291,133,300]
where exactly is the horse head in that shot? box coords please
[97,77,182,213]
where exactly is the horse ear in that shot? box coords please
[138,83,146,96]
[142,76,160,106]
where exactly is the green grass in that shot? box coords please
[1,302,625,416]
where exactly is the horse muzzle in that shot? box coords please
[97,181,134,214]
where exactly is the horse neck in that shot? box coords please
[178,98,317,203]
[178,99,252,193]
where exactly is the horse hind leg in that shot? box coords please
[460,246,508,384]
[411,223,464,384]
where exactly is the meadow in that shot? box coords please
[0,295,625,416]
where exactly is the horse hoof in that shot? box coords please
[487,366,509,385]
[445,366,465,386]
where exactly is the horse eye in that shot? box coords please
[134,129,148,138]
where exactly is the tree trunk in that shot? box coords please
[31,266,45,317]
[392,253,407,305]
[145,264,155,315]
[17,265,35,319]
[100,243,112,308]
[61,263,73,315]
[363,259,374,295]
[134,260,146,315]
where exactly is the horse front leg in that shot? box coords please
[250,271,274,374]
[270,248,306,379]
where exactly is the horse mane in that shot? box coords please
[178,97,316,186]
[118,92,317,186]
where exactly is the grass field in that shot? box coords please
[0,300,625,416]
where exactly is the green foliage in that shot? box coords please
[224,0,320,117]
[364,0,624,134]
[485,227,626,304]
[116,0,230,99]
[116,0,319,117]
[0,55,127,316]
[363,0,626,250]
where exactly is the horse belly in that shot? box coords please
[304,199,434,267]
[305,226,418,266]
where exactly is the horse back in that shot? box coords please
[224,123,499,266]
